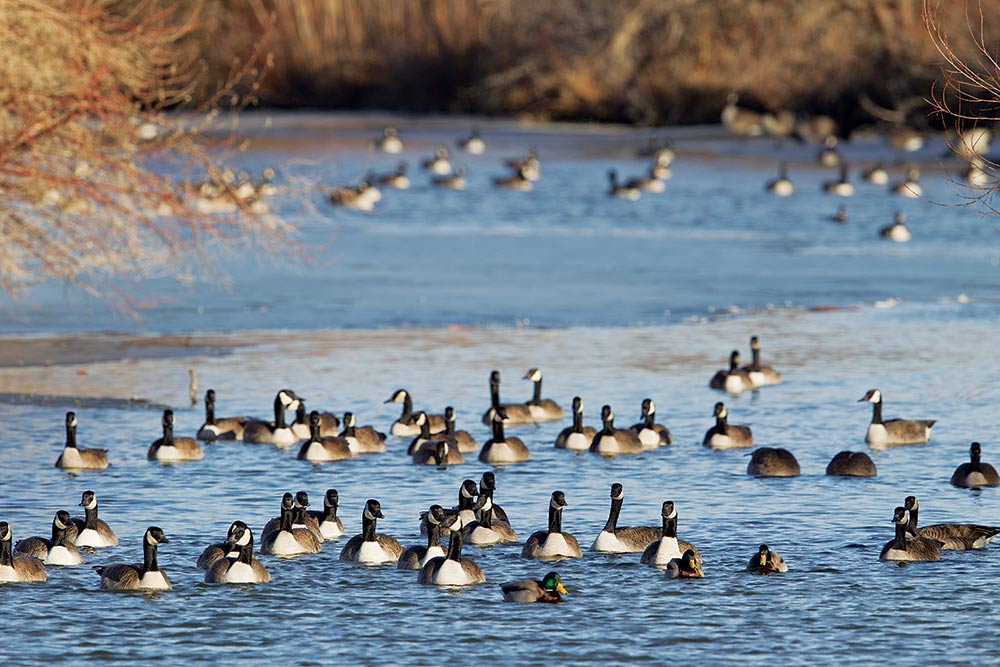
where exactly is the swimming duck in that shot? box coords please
[641,501,701,568]
[862,163,890,184]
[879,506,941,562]
[481,370,534,425]
[554,396,598,450]
[243,390,303,446]
[500,571,566,603]
[307,489,346,540]
[879,212,911,243]
[259,493,322,556]
[339,499,403,565]
[196,389,248,441]
[296,411,353,462]
[340,412,387,454]
[95,527,171,591]
[15,510,83,566]
[521,491,582,560]
[747,543,788,573]
[858,389,935,447]
[377,161,411,190]
[386,389,446,437]
[522,368,564,421]
[432,165,467,190]
[204,525,271,584]
[589,405,644,456]
[147,410,204,462]
[608,169,641,200]
[417,532,486,587]
[709,351,755,394]
[197,521,245,570]
[825,451,878,477]
[478,406,532,464]
[817,136,841,167]
[68,490,118,548]
[904,495,1000,550]
[372,126,403,154]
[891,167,922,198]
[422,146,453,175]
[399,505,451,570]
[822,165,854,197]
[493,167,533,191]
[591,482,660,553]
[665,549,704,579]
[765,162,794,196]
[54,411,109,470]
[747,447,800,477]
[462,490,518,546]
[704,402,753,449]
[457,128,486,155]
[0,522,46,583]
[629,398,673,447]
[951,442,1000,489]
[741,336,783,387]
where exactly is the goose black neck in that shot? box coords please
[729,357,738,372]
[419,417,431,440]
[444,418,455,437]
[893,520,908,550]
[604,497,623,532]
[292,505,309,526]
[279,506,293,532]
[143,539,159,572]
[162,421,174,446]
[572,409,583,433]
[548,504,563,534]
[480,504,494,529]
[752,348,762,371]
[971,452,981,468]
[906,508,918,536]
[51,520,67,545]
[362,514,377,541]
[84,504,98,530]
[490,380,500,409]
[273,396,288,428]
[205,400,216,425]
[400,394,413,420]
[532,378,542,403]
[644,411,655,429]
[324,503,339,522]
[66,422,77,448]
[309,420,322,442]
[238,539,254,564]
[446,534,463,561]
[716,414,728,434]
[458,489,475,511]
[0,537,11,566]
[343,420,356,437]
[426,519,442,548]
[492,418,506,443]
[601,415,615,435]
[871,400,882,424]
[661,514,677,538]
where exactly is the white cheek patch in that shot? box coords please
[664,508,677,519]
[550,498,566,510]
[364,508,378,521]
[146,532,156,545]
[612,490,624,500]
[55,517,68,530]
[719,407,728,418]
[648,401,656,414]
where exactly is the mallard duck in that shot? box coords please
[665,549,704,579]
[858,389,934,447]
[94,527,171,591]
[951,442,1000,489]
[747,543,788,573]
[500,571,566,603]
[521,491,582,560]
[904,495,1000,550]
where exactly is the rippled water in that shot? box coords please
[1,115,999,665]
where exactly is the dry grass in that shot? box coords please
[0,0,292,309]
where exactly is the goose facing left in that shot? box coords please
[521,491,582,560]
[55,411,109,470]
[147,409,204,462]
[69,490,118,548]
[339,499,403,565]
[386,389,445,437]
[243,390,302,446]
[0,522,46,583]
[94,527,171,591]
[858,389,934,447]
[15,510,84,566]
[196,389,248,441]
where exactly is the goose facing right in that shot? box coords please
[522,368,564,421]
[339,499,403,565]
[500,571,566,603]
[15,510,84,566]
[521,491,582,560]
[879,506,941,562]
[0,522,46,583]
[747,447,800,477]
[55,411,109,470]
[951,442,1000,489]
[554,396,597,450]
[904,495,1000,550]
[94,527,171,591]
[859,389,935,447]
[703,402,753,449]
[243,389,302,446]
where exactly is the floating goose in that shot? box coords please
[476,471,511,526]
[372,126,403,154]
[554,396,597,450]
[630,398,673,447]
[747,543,788,573]
[904,496,1000,550]
[94,527,170,591]
[826,451,877,477]
[243,389,302,446]
[822,165,854,196]
[432,165,467,190]
[69,490,118,548]
[500,571,566,603]
[641,501,701,567]
[863,163,889,185]
[457,128,486,155]
[521,491,582,560]
[625,170,666,193]
[817,136,841,167]
[15,510,83,566]
[891,167,922,198]
[721,92,764,138]
[407,411,440,454]
[741,336,783,387]
[386,389,446,437]
[951,442,1000,489]
[307,489,345,540]
[504,148,540,181]
[481,370,533,425]
[399,505,449,570]
[147,409,204,462]
[765,162,794,196]
[413,439,464,466]
[478,407,532,464]
[858,389,934,447]
[55,411,109,470]
[328,180,379,211]
[462,490,517,546]
[197,521,245,570]
[377,162,411,190]
[879,212,911,243]
[260,493,322,556]
[665,549,704,579]
[0,522,46,583]
[291,402,340,440]
[709,351,754,394]
[196,389,247,441]
[339,499,403,565]
[417,532,485,587]
[438,407,478,453]
[204,525,270,584]
[422,146,452,175]
[747,447,800,477]
[340,412,387,454]
[879,506,941,562]
[703,402,753,449]
[589,405,644,456]
[493,167,533,191]
[296,411,353,463]
[608,169,641,200]
[591,483,659,553]
[522,368,564,421]
[426,479,480,537]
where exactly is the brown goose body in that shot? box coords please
[68,491,118,548]
[905,496,1000,550]
[95,527,171,591]
[521,491,582,560]
[951,442,1000,489]
[591,483,659,553]
[747,447,801,477]
[196,390,248,441]
[703,402,753,449]
[205,526,271,584]
[880,506,941,562]
[15,511,83,566]
[478,407,531,464]
[826,451,877,477]
[339,499,403,565]
[147,410,203,462]
[55,412,109,470]
[710,351,754,394]
[0,522,47,583]
[417,532,485,586]
[629,399,673,447]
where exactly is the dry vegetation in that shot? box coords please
[0,0,290,306]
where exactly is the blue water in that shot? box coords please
[1,115,998,665]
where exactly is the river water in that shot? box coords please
[0,114,998,666]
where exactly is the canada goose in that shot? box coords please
[399,505,449,570]
[963,158,990,187]
[476,471,511,526]
[590,405,644,456]
[493,167,533,191]
[147,410,203,462]
[608,169,641,200]
[418,532,486,586]
[625,170,666,193]
[630,398,673,447]
[796,115,838,144]
[307,489,345,540]
[829,205,848,224]
[863,163,890,185]
[243,389,302,445]
[747,543,788,573]
[457,128,486,155]
[826,451,877,477]
[340,412,387,454]
[0,522,46,583]
[741,336,783,387]
[339,499,403,565]
[500,571,566,603]
[54,412,110,471]
[709,351,755,394]
[554,396,598,450]
[372,126,403,154]
[15,510,83,565]
[703,402,753,450]
[721,92,764,138]
[641,501,699,568]
[591,482,659,553]
[481,370,534,425]
[68,491,118,548]
[521,491,582,560]
[817,136,841,167]
[952,442,1000,489]
[377,161,411,190]
[94,527,170,591]
[204,525,271,584]
[432,165,467,190]
[504,148,540,181]
[413,439,464,466]
[822,165,854,196]
[407,411,440,454]
[514,368,563,421]
[478,406,532,464]
[886,126,925,153]
[386,389,446,437]
[197,520,245,569]
[422,146,452,175]
[424,479,480,536]
[879,212,911,243]
[438,407,478,453]
[289,491,324,541]
[259,493,322,556]
[328,181,377,211]
[462,490,518,546]
[296,411,353,462]
[196,389,248,441]
[904,495,1000,550]
[880,506,942,562]
[291,402,340,440]
[747,447,800,477]
[636,141,675,166]
[651,160,673,181]
[954,125,993,160]
[765,163,794,196]
[891,167,922,198]
[858,389,935,447]
[665,549,704,579]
